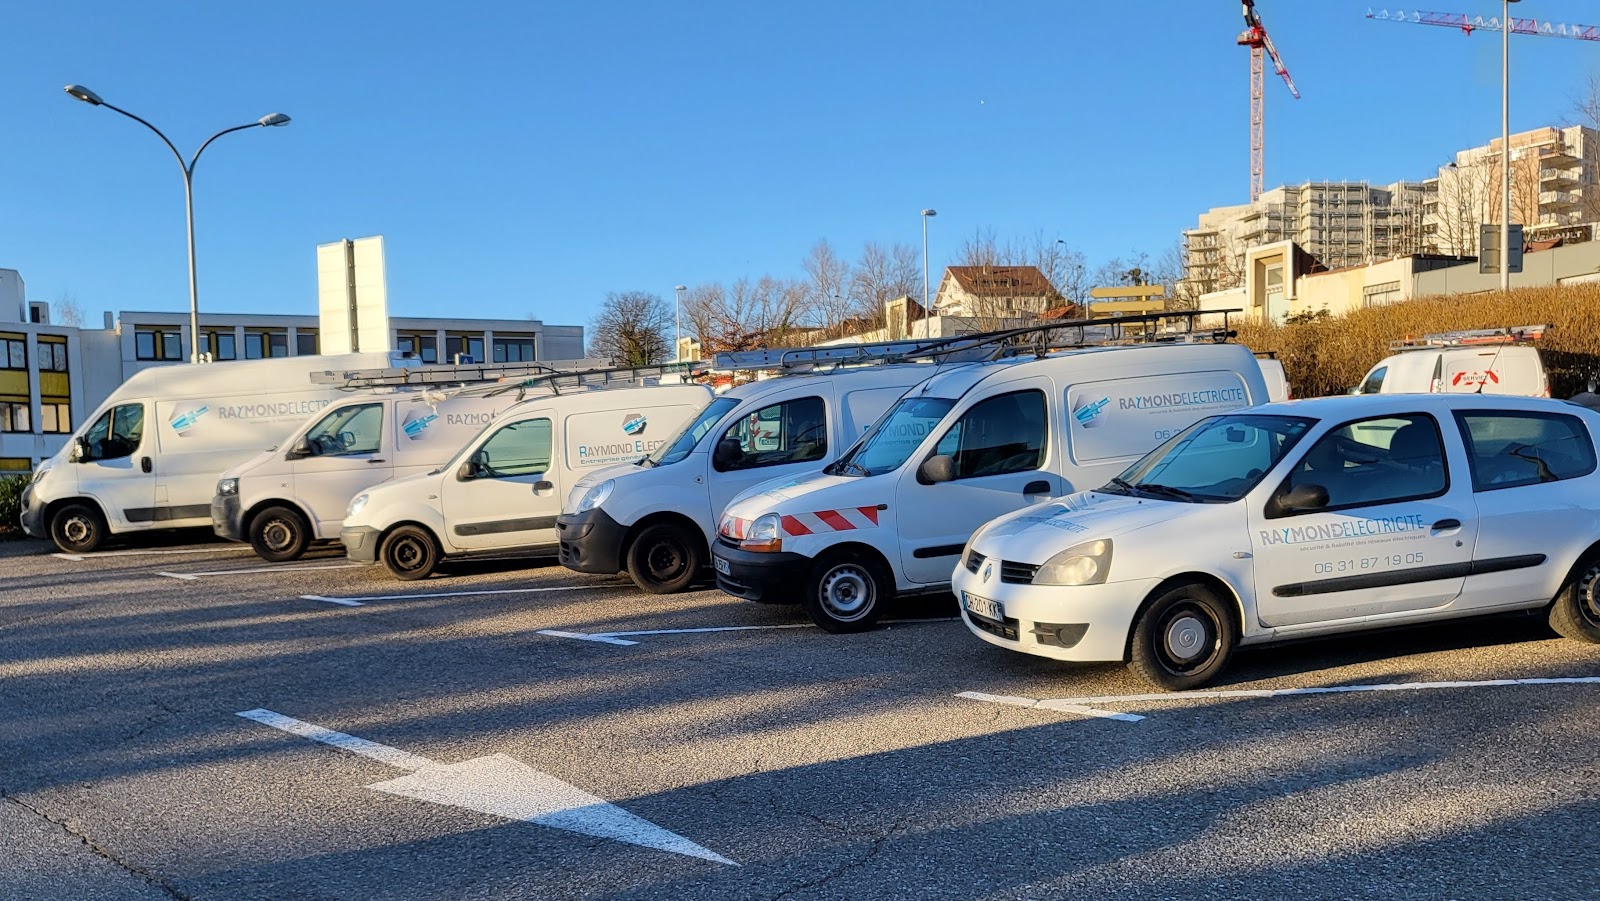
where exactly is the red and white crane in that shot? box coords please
[1239,1,1301,202]
[1365,8,1600,41]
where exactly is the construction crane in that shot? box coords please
[1365,9,1600,41]
[1239,1,1301,202]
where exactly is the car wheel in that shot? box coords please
[801,551,889,634]
[1549,553,1600,643]
[1128,580,1237,691]
[381,526,439,581]
[50,503,106,554]
[626,523,701,594]
[249,505,310,562]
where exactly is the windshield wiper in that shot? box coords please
[637,456,657,468]
[1133,482,1200,502]
[836,460,870,477]
[1107,477,1139,495]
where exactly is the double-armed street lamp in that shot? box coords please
[65,84,290,363]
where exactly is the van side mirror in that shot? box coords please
[287,439,312,460]
[73,436,91,462]
[918,454,957,485]
[1278,482,1329,512]
[713,438,743,470]
[457,460,480,481]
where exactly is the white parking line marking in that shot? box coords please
[53,547,248,562]
[237,708,736,865]
[158,563,364,581]
[957,691,1144,723]
[297,585,595,604]
[539,617,959,646]
[305,596,366,607]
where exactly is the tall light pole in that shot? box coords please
[1500,0,1518,293]
[65,85,290,363]
[920,209,937,339]
[673,285,687,362]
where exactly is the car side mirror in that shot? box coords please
[918,454,956,485]
[1278,482,1330,512]
[713,438,743,470]
[457,460,481,481]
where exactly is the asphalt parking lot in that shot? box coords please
[3,533,1599,900]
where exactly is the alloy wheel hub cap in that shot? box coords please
[1166,614,1207,661]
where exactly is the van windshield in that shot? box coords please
[1105,413,1316,503]
[647,396,740,466]
[827,396,955,477]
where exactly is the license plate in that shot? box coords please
[963,592,1004,622]
[714,555,731,575]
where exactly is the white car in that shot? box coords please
[953,393,1600,690]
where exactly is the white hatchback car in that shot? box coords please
[954,394,1600,690]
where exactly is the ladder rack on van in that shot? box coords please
[310,359,607,390]
[1388,323,1549,352]
[711,338,973,373]
[888,309,1243,363]
[458,361,712,399]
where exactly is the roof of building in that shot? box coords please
[943,265,1059,298]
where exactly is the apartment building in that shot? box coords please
[1423,125,1600,254]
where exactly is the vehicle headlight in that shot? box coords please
[574,479,615,514]
[31,466,50,485]
[216,478,239,497]
[960,525,987,570]
[741,513,784,553]
[347,493,369,519]
[1032,539,1113,586]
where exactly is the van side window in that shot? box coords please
[1276,414,1446,514]
[714,396,826,472]
[932,390,1047,480]
[476,419,552,478]
[1454,411,1596,491]
[1358,366,1387,395]
[80,403,145,461]
[305,403,384,456]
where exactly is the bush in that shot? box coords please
[0,473,27,539]
[1236,284,1600,399]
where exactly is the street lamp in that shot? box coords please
[673,285,687,362]
[1500,0,1519,293]
[65,84,290,363]
[920,209,937,339]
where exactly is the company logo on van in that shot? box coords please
[402,410,438,440]
[622,413,647,435]
[169,406,209,436]
[1073,397,1110,429]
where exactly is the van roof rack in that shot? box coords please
[451,361,711,400]
[711,338,974,373]
[310,359,708,395]
[1389,323,1549,352]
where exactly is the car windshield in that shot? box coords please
[647,395,740,466]
[827,396,956,477]
[1105,413,1317,503]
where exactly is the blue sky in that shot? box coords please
[4,1,1599,329]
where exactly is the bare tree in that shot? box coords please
[53,291,84,327]
[683,276,808,353]
[957,227,1002,266]
[801,240,852,334]
[1570,71,1600,132]
[588,291,671,366]
[850,242,920,325]
[1022,232,1088,305]
[1435,160,1489,255]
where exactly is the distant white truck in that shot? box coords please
[1352,325,1551,397]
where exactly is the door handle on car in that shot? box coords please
[534,480,554,491]
[367,458,387,464]
[1023,480,1051,496]
[140,456,152,473]
[1432,518,1462,530]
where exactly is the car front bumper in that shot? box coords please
[19,483,44,537]
[211,494,244,541]
[711,541,810,604]
[340,526,381,564]
[556,508,627,574]
[950,565,1158,663]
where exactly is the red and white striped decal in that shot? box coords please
[780,506,881,537]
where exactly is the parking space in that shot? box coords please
[4,535,1600,898]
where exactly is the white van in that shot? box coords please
[214,392,524,561]
[20,352,410,553]
[953,394,1600,690]
[1256,354,1291,402]
[555,356,959,594]
[712,341,1270,631]
[1353,326,1550,397]
[341,384,712,579]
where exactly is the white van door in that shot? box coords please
[1248,412,1476,627]
[442,414,561,551]
[895,382,1058,584]
[706,393,831,515]
[291,402,393,536]
[76,402,154,529]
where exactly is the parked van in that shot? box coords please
[556,349,965,594]
[341,383,712,579]
[1352,326,1550,397]
[1256,354,1291,402]
[712,339,1270,631]
[20,352,411,553]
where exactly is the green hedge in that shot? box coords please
[0,473,28,539]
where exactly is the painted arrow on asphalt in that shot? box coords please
[237,708,735,865]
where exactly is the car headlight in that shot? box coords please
[741,513,784,553]
[1032,539,1113,586]
[574,479,615,514]
[216,478,239,497]
[346,493,369,519]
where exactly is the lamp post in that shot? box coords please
[673,285,687,362]
[65,85,290,363]
[1501,0,1519,293]
[920,209,937,339]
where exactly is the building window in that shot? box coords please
[39,402,71,434]
[200,332,237,361]
[0,457,31,472]
[446,334,485,363]
[245,331,289,359]
[296,331,319,356]
[396,333,438,363]
[35,338,68,372]
[135,329,183,362]
[0,402,30,432]
[492,336,536,364]
[1,334,26,370]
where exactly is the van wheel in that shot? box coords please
[249,505,310,562]
[381,526,439,581]
[1549,553,1600,643]
[1128,580,1237,691]
[51,503,106,554]
[802,551,889,634]
[626,523,701,594]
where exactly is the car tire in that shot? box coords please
[381,525,439,581]
[1549,553,1600,643]
[249,505,311,563]
[50,503,106,555]
[626,523,701,594]
[1128,580,1237,691]
[801,550,889,634]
